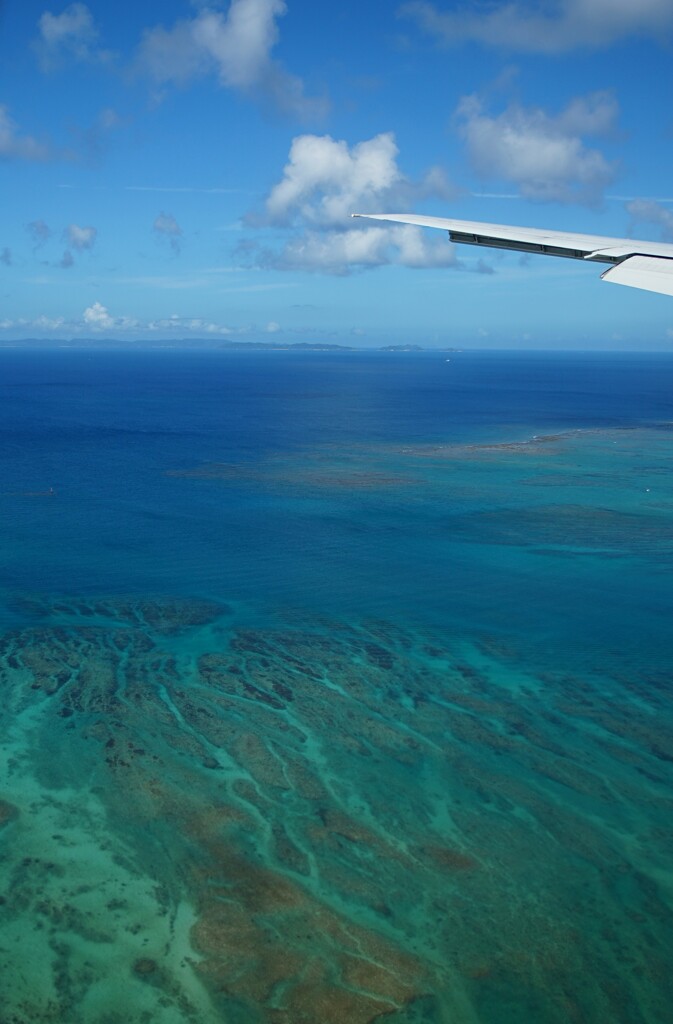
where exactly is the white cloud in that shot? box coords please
[136,0,325,118]
[137,18,204,86]
[555,92,619,136]
[264,131,455,227]
[66,223,97,250]
[82,302,141,332]
[34,314,66,329]
[250,130,460,273]
[260,224,458,275]
[153,212,183,253]
[83,301,114,328]
[35,2,112,69]
[626,199,673,242]
[83,303,184,333]
[265,320,281,332]
[0,305,236,337]
[146,316,232,335]
[25,221,95,267]
[0,106,50,161]
[82,306,234,336]
[400,0,673,53]
[455,91,617,204]
[192,0,286,90]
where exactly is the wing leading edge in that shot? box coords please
[351,212,673,297]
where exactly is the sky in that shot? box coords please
[1,0,673,349]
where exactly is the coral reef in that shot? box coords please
[0,592,672,1022]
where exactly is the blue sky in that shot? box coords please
[1,0,673,349]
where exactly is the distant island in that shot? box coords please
[0,339,462,353]
[379,344,423,352]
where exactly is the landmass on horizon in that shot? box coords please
[0,339,463,352]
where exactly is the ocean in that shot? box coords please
[0,348,672,1023]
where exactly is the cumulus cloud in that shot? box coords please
[0,106,50,161]
[0,315,65,332]
[256,224,458,275]
[1,248,11,266]
[66,223,97,250]
[455,91,617,204]
[263,131,456,227]
[0,314,66,331]
[136,0,325,119]
[249,130,460,273]
[626,199,673,242]
[35,2,112,70]
[27,219,52,247]
[83,300,114,328]
[192,0,286,90]
[87,304,209,334]
[0,305,235,337]
[153,211,183,253]
[400,0,673,53]
[25,221,95,266]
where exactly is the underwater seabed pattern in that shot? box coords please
[1,424,673,1021]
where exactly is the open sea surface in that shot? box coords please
[0,348,672,1023]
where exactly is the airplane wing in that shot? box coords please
[351,212,673,297]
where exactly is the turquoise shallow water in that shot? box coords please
[0,350,672,1022]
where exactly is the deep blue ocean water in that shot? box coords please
[0,349,672,1023]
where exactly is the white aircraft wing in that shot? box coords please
[351,212,673,297]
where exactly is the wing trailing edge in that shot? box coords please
[351,212,673,297]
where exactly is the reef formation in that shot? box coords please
[0,594,671,1023]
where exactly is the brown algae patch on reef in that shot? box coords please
[0,797,18,826]
[167,453,417,494]
[133,957,158,976]
[191,851,426,1022]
